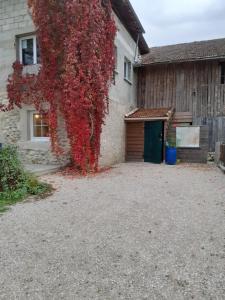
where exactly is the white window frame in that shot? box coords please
[19,35,38,65]
[30,112,50,142]
[124,57,132,83]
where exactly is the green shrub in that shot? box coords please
[0,145,52,212]
[0,145,27,192]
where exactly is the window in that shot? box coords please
[112,46,118,85]
[124,57,132,83]
[114,46,118,71]
[221,62,225,84]
[19,35,40,65]
[31,112,49,141]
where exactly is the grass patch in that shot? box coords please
[0,146,53,213]
[0,176,53,213]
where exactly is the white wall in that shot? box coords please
[100,13,138,166]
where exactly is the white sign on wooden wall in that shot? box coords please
[176,127,200,148]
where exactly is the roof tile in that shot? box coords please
[126,108,171,119]
[141,38,225,65]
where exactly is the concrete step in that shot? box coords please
[24,164,61,176]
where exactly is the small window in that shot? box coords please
[114,46,118,71]
[221,62,225,84]
[31,112,49,141]
[124,57,132,83]
[19,35,40,65]
[112,46,118,85]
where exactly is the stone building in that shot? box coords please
[0,0,148,166]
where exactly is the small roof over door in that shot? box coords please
[125,107,174,121]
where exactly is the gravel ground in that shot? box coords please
[0,163,225,300]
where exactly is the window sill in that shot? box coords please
[31,138,50,142]
[124,78,132,85]
[22,64,41,75]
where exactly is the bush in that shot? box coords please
[0,145,27,192]
[0,145,52,212]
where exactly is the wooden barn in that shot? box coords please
[137,38,225,153]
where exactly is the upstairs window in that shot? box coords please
[19,35,40,65]
[221,62,225,84]
[124,57,132,83]
[31,112,49,141]
[114,46,118,71]
[112,46,118,85]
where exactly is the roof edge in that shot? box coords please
[139,37,225,66]
[138,55,225,67]
[111,0,149,54]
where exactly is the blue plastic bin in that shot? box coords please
[165,146,177,165]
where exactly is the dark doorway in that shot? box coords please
[144,121,163,164]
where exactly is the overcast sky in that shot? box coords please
[130,0,225,47]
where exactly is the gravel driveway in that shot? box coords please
[0,163,225,300]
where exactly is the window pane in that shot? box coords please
[124,59,132,81]
[128,62,131,80]
[33,126,42,137]
[22,38,34,65]
[32,113,49,139]
[124,61,127,78]
[114,46,118,70]
[33,113,42,126]
[42,126,49,137]
[41,114,49,126]
[37,40,41,64]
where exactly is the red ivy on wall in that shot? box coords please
[4,0,116,173]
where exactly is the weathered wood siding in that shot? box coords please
[126,122,144,161]
[220,144,225,164]
[138,61,225,151]
[193,117,225,151]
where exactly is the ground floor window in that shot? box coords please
[31,112,49,141]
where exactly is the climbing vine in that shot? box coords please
[4,0,116,173]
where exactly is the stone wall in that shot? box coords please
[0,0,34,90]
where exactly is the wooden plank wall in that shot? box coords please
[137,61,225,151]
[170,126,209,163]
[126,122,144,161]
[194,117,225,151]
[220,144,225,164]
